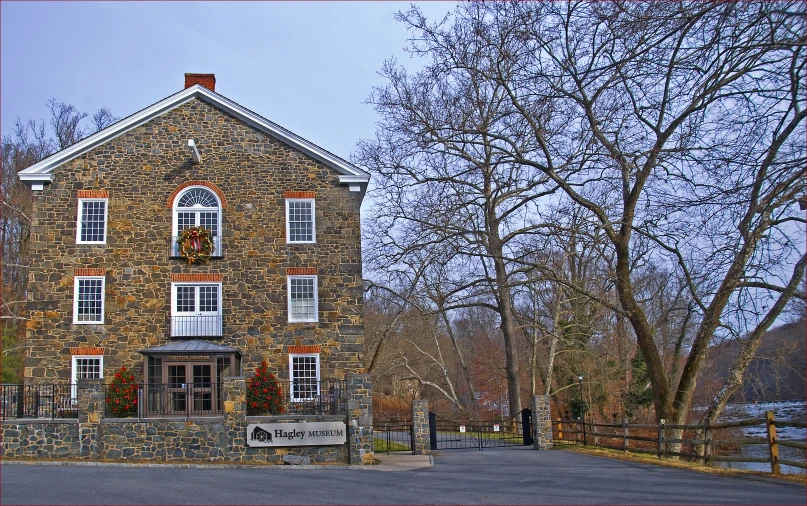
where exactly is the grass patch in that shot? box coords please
[373,438,411,452]
[556,443,806,485]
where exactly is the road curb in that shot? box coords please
[0,454,436,472]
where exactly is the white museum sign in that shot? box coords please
[246,422,347,447]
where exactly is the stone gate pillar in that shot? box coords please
[77,379,105,459]
[531,395,553,450]
[411,399,430,455]
[347,374,373,465]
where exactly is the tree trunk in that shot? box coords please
[701,256,806,427]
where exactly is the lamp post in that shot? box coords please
[578,375,586,446]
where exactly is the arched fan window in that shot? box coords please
[172,186,222,257]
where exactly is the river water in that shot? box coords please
[714,400,806,474]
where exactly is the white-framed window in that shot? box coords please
[71,355,103,401]
[170,282,223,337]
[286,199,315,243]
[288,275,318,322]
[77,198,108,244]
[73,276,105,324]
[289,353,320,401]
[172,187,222,256]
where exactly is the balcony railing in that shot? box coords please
[1,384,77,420]
[170,315,223,338]
[169,235,223,258]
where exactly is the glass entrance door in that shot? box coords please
[191,364,213,413]
[164,361,216,415]
[167,364,187,413]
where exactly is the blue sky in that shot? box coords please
[1,1,455,168]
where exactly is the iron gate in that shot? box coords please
[429,409,532,451]
[374,420,414,454]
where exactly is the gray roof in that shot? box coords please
[139,340,241,356]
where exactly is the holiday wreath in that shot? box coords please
[177,226,215,265]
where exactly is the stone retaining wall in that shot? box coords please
[1,421,79,458]
[1,418,346,463]
[1,376,369,464]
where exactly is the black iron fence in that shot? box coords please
[118,382,225,417]
[1,384,77,420]
[265,379,347,416]
[102,379,347,418]
[3,380,348,420]
[429,410,531,450]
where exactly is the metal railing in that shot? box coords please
[169,235,223,258]
[1,384,77,420]
[247,379,347,416]
[169,315,223,337]
[107,382,224,417]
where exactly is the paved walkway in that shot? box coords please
[371,451,433,471]
[2,448,803,504]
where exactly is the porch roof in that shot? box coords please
[139,340,241,357]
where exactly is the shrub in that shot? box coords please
[247,361,285,415]
[106,366,138,417]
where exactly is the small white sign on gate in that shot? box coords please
[493,424,500,432]
[459,425,466,433]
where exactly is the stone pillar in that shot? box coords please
[222,377,246,424]
[223,377,246,458]
[77,379,105,459]
[531,395,553,450]
[346,374,373,465]
[411,399,430,455]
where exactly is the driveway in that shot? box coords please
[1,447,804,504]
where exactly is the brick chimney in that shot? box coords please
[185,73,216,91]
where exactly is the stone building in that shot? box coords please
[17,74,370,416]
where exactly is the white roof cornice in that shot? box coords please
[17,85,370,190]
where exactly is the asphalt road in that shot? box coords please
[2,447,804,505]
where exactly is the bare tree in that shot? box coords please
[92,108,119,131]
[361,1,805,431]
[355,8,566,417]
[47,99,88,149]
[365,245,482,417]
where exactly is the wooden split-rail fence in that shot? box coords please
[552,410,806,475]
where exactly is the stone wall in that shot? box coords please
[531,395,553,450]
[1,422,79,458]
[24,97,364,383]
[1,376,368,464]
[1,419,347,463]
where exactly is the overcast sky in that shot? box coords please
[1,1,455,170]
